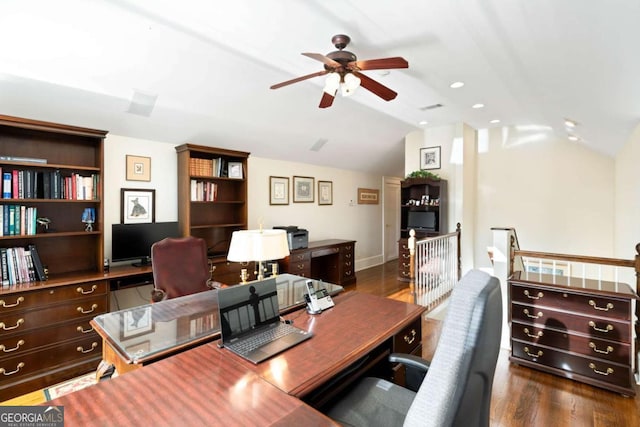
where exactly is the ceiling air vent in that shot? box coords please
[419,103,444,111]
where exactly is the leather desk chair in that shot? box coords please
[326,269,503,427]
[150,236,213,302]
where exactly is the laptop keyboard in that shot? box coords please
[227,323,299,355]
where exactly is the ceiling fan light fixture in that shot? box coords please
[323,73,341,95]
[341,72,361,97]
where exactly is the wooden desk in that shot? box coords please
[50,292,425,426]
[280,239,356,286]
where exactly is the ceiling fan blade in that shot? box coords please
[270,70,328,90]
[302,52,342,69]
[353,71,398,101]
[319,91,335,108]
[349,57,409,71]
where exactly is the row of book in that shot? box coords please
[188,157,229,178]
[0,205,38,237]
[190,180,218,201]
[1,167,100,200]
[1,244,46,287]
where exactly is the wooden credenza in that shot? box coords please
[279,239,356,286]
[508,271,637,396]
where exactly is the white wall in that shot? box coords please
[102,136,386,271]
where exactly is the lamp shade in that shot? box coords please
[227,229,290,262]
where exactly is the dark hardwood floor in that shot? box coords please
[353,261,640,427]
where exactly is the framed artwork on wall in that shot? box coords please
[126,155,151,181]
[121,188,156,224]
[357,188,379,204]
[269,176,289,205]
[318,181,333,205]
[420,146,441,170]
[293,176,314,203]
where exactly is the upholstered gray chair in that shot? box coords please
[326,269,502,427]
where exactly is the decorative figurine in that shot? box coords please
[82,208,95,232]
[36,217,51,232]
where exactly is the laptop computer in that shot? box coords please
[217,277,313,364]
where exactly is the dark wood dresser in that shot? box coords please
[508,271,637,396]
[279,239,356,286]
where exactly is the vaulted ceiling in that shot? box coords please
[1,1,639,177]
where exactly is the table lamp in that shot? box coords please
[227,228,290,283]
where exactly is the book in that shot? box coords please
[28,244,46,281]
[0,248,8,287]
[2,171,10,198]
[0,156,47,164]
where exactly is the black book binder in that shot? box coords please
[28,244,46,281]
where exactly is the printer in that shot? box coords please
[274,226,308,250]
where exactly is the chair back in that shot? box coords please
[151,236,210,301]
[403,269,502,427]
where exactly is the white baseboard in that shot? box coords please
[355,255,384,272]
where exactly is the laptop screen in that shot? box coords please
[218,278,280,341]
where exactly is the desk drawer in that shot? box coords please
[0,281,108,314]
[0,319,96,358]
[394,317,421,355]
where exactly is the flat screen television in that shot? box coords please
[111,222,180,266]
[407,211,437,231]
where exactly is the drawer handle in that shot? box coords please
[523,328,543,338]
[345,254,352,259]
[523,290,543,300]
[523,347,543,358]
[0,319,24,331]
[588,300,614,312]
[589,342,614,355]
[297,264,306,269]
[0,340,25,353]
[404,329,417,345]
[402,245,408,250]
[77,342,98,354]
[523,309,543,319]
[77,304,99,314]
[0,362,25,376]
[77,325,94,334]
[588,321,614,333]
[0,296,25,308]
[345,261,352,266]
[401,271,410,277]
[588,362,613,376]
[77,284,98,295]
[402,263,410,268]
[402,254,411,259]
[345,271,352,276]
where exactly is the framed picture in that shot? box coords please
[293,176,314,203]
[318,181,333,205]
[269,176,289,205]
[227,162,243,179]
[121,188,155,224]
[358,188,379,204]
[126,155,151,181]
[121,306,154,339]
[420,146,441,170]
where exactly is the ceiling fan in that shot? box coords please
[270,34,409,108]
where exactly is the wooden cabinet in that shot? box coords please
[397,238,412,282]
[279,240,356,286]
[508,271,637,396]
[0,115,107,400]
[175,144,250,285]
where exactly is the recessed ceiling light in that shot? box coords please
[450,81,464,89]
[489,119,500,124]
[564,119,577,128]
[472,103,484,109]
[568,135,579,141]
[419,120,428,125]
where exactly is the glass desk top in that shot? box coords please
[92,274,342,364]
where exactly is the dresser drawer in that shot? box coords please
[0,295,107,336]
[394,317,422,355]
[0,335,101,386]
[511,302,631,343]
[511,321,630,365]
[0,318,96,358]
[511,340,633,390]
[510,283,630,321]
[0,281,108,314]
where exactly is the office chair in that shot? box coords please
[326,269,502,427]
[150,236,213,302]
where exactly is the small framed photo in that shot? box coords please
[126,155,151,181]
[293,176,314,203]
[227,162,243,179]
[420,146,441,170]
[269,176,289,205]
[318,181,333,205]
[121,306,154,340]
[121,188,155,224]
[358,188,379,205]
